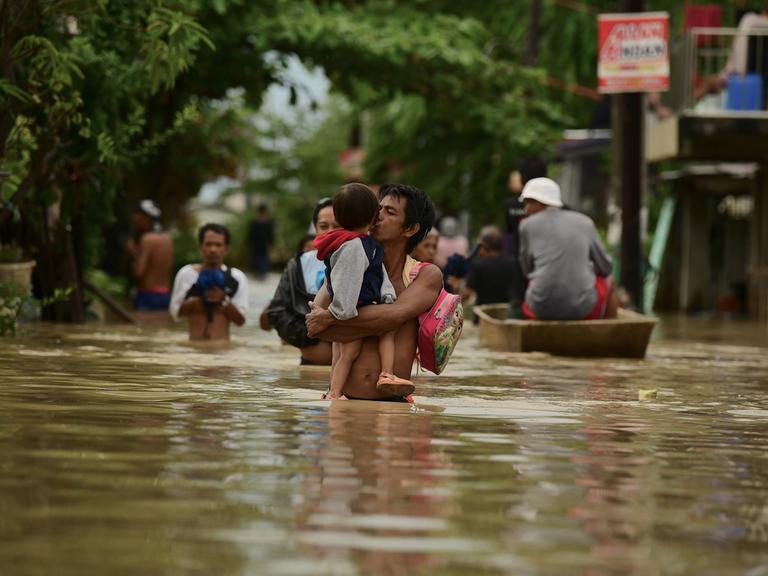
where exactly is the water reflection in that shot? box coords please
[293,402,464,574]
[1,303,768,574]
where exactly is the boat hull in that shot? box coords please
[474,305,657,358]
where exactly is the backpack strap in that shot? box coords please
[408,260,430,284]
[222,264,239,297]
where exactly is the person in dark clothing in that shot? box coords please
[504,157,547,307]
[248,204,274,280]
[265,198,337,366]
[463,226,519,323]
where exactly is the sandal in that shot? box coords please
[376,372,415,397]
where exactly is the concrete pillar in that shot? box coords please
[679,182,711,312]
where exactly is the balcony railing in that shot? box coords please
[679,27,768,115]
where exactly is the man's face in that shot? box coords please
[200,230,229,267]
[412,234,437,263]
[372,194,417,245]
[315,206,338,235]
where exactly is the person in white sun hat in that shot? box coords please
[518,178,618,320]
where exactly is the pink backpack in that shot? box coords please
[411,262,464,374]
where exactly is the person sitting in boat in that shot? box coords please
[518,178,618,321]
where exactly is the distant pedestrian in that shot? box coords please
[519,178,617,320]
[411,227,438,263]
[504,157,547,307]
[505,157,547,257]
[265,197,337,366]
[463,226,518,321]
[125,200,174,312]
[169,223,249,340]
[435,216,469,270]
[248,204,274,280]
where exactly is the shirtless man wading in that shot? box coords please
[126,200,174,311]
[306,184,442,400]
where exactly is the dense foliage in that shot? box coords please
[0,0,740,319]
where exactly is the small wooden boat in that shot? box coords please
[474,304,657,358]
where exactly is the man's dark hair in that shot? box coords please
[379,183,436,254]
[519,157,548,185]
[333,183,379,230]
[198,223,230,246]
[312,196,334,227]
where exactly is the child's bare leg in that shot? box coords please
[323,342,341,399]
[376,331,415,397]
[326,339,362,399]
[378,330,395,375]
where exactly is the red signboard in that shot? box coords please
[598,12,669,94]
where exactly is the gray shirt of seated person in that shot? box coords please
[519,207,613,320]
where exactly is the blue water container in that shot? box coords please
[725,74,764,111]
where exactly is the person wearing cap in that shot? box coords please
[518,178,617,321]
[265,197,338,365]
[126,199,174,312]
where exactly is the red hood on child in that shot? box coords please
[313,229,367,261]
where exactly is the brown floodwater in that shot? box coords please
[1,279,767,575]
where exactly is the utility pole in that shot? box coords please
[618,0,645,310]
[525,0,542,66]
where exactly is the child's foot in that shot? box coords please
[376,372,415,397]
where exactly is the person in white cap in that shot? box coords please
[126,199,174,311]
[518,178,617,320]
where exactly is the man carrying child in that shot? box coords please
[307,183,443,401]
[313,183,415,400]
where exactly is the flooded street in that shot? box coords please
[1,276,767,575]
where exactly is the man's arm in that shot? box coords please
[461,266,477,303]
[327,241,367,320]
[131,235,151,280]
[589,223,613,277]
[221,297,245,326]
[307,263,442,343]
[226,270,249,326]
[518,223,533,277]
[178,297,206,317]
[313,282,331,309]
[178,286,245,325]
[169,266,195,320]
[267,260,319,348]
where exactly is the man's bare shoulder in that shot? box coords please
[140,231,172,247]
[410,263,442,288]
